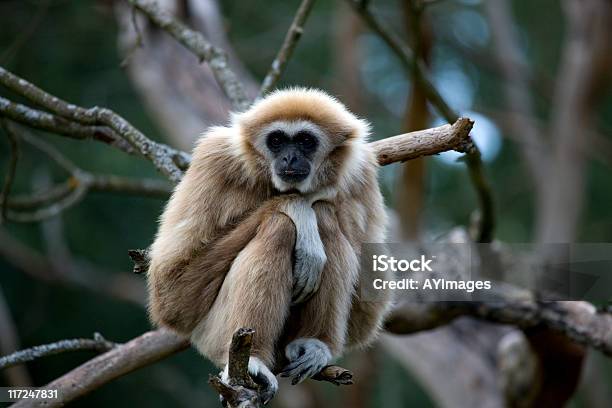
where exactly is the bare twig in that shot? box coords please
[0,96,135,155]
[258,0,317,97]
[128,249,150,274]
[1,123,171,222]
[0,333,116,371]
[6,185,87,222]
[0,119,19,223]
[0,66,189,181]
[208,328,261,408]
[207,327,352,407]
[127,0,250,111]
[346,0,495,242]
[312,365,353,385]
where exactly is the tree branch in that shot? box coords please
[0,66,189,182]
[10,327,351,408]
[0,333,116,371]
[0,96,135,155]
[258,0,317,97]
[370,117,473,165]
[11,329,189,408]
[386,299,612,357]
[127,0,251,111]
[1,122,171,223]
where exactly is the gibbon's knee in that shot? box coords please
[190,212,296,367]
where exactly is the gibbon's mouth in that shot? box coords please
[279,170,309,183]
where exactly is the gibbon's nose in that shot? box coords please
[282,153,298,166]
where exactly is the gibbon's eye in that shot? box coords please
[295,131,318,151]
[266,131,287,151]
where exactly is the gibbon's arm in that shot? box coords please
[334,150,391,350]
[148,195,302,334]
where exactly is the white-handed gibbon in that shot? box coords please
[147,88,390,403]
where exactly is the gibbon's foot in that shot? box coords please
[280,338,332,385]
[220,357,278,405]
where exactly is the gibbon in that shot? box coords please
[147,88,390,403]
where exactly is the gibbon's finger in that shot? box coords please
[291,364,323,385]
[291,364,320,385]
[280,347,328,378]
[279,356,311,377]
[283,354,327,385]
[282,338,331,374]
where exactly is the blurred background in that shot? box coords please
[0,0,611,406]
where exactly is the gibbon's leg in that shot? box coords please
[191,211,295,403]
[345,281,393,349]
[280,201,359,384]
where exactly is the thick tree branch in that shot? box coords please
[258,0,317,97]
[0,333,116,371]
[371,117,473,165]
[127,0,250,111]
[386,299,612,357]
[10,328,351,408]
[11,329,189,408]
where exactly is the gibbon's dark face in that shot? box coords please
[266,129,319,184]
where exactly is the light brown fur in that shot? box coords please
[147,88,390,371]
